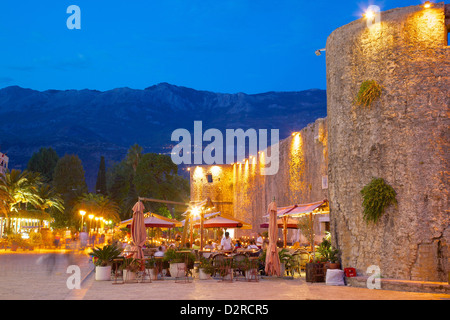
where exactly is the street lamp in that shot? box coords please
[79,210,86,232]
[88,214,94,236]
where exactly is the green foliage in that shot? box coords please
[163,248,195,266]
[89,244,122,266]
[199,257,215,276]
[52,154,87,196]
[361,178,397,224]
[75,193,120,223]
[95,156,107,195]
[27,147,59,183]
[354,80,383,108]
[316,232,339,263]
[145,257,156,269]
[120,257,141,272]
[52,155,87,227]
[297,215,315,250]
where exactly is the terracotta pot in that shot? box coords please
[325,262,341,270]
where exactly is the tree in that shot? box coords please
[106,160,134,220]
[126,144,143,172]
[52,154,88,227]
[27,147,59,183]
[75,193,120,224]
[134,153,189,219]
[53,154,87,196]
[0,170,47,233]
[95,156,107,195]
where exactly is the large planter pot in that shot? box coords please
[280,263,285,277]
[146,268,157,280]
[95,266,112,281]
[306,263,325,283]
[199,268,211,280]
[123,270,137,281]
[169,263,186,278]
[245,268,258,280]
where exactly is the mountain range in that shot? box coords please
[0,83,327,190]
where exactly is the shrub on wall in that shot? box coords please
[354,80,383,108]
[361,177,397,223]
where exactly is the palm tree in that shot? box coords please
[0,169,43,233]
[75,193,121,226]
[33,183,65,225]
[126,144,143,172]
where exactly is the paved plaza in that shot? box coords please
[1,253,449,301]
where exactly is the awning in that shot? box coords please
[181,211,221,226]
[192,214,252,230]
[281,200,329,217]
[120,212,182,229]
[260,216,299,229]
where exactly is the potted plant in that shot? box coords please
[164,248,195,278]
[145,257,157,280]
[121,257,141,281]
[316,233,340,270]
[89,244,122,281]
[198,257,214,280]
[278,248,293,277]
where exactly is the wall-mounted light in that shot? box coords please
[422,1,433,9]
[315,49,326,56]
[364,9,375,20]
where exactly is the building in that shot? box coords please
[0,151,8,175]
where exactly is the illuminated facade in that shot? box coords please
[190,118,329,242]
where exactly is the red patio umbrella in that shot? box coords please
[265,199,281,277]
[130,201,146,260]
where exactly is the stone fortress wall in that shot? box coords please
[190,117,329,242]
[326,2,449,281]
[190,3,449,282]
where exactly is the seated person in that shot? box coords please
[247,239,259,250]
[192,240,201,250]
[154,246,165,257]
[203,240,214,250]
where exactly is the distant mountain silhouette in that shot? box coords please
[0,83,327,190]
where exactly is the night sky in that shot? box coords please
[0,0,423,94]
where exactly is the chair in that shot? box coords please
[211,253,226,277]
[298,250,310,274]
[245,257,260,282]
[112,258,124,285]
[138,258,152,283]
[232,254,248,280]
[153,257,165,280]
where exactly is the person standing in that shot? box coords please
[220,232,233,251]
[256,233,264,249]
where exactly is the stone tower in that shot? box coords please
[327,3,449,281]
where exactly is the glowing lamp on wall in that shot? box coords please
[364,9,375,20]
[422,1,433,9]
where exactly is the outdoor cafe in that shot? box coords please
[92,198,331,284]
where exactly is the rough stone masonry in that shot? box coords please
[326,2,449,281]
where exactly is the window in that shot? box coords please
[206,174,213,183]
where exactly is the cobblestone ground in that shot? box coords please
[1,253,449,300]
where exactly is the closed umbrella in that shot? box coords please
[130,201,146,260]
[265,199,281,277]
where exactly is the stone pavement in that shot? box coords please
[1,253,449,300]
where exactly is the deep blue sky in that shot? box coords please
[0,0,420,94]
